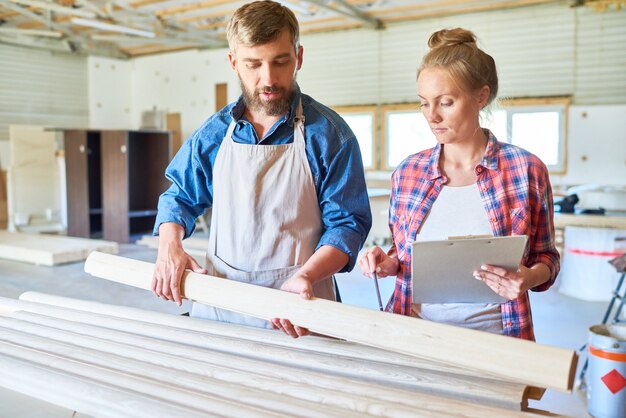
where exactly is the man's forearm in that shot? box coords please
[157,222,186,248]
[298,245,349,285]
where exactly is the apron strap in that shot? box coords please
[224,119,237,143]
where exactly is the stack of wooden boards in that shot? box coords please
[136,234,207,263]
[0,231,118,266]
[0,251,578,416]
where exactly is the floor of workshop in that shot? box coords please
[0,238,612,417]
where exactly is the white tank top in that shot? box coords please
[413,184,503,334]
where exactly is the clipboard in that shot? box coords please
[411,235,528,303]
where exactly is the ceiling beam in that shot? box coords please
[0,26,63,37]
[154,0,236,18]
[175,7,235,23]
[0,0,74,35]
[6,0,96,18]
[74,0,108,18]
[375,0,558,22]
[128,0,169,8]
[303,0,382,29]
[372,0,557,17]
[102,0,227,46]
[0,32,73,52]
[0,0,130,57]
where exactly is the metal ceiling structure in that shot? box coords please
[0,0,621,58]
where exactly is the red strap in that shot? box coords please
[567,248,625,257]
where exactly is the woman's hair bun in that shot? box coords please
[428,28,477,49]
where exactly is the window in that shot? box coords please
[334,106,376,169]
[335,97,568,174]
[482,98,569,172]
[382,104,435,170]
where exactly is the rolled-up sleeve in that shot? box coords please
[529,164,560,292]
[316,137,372,272]
[153,133,212,239]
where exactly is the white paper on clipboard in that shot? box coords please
[411,235,528,303]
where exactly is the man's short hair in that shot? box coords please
[227,1,300,52]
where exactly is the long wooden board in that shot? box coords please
[15,291,546,402]
[0,304,546,417]
[2,297,529,410]
[84,251,577,392]
[0,353,207,418]
[0,231,118,266]
[16,292,509,373]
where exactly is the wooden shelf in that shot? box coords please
[64,130,171,243]
[128,210,159,218]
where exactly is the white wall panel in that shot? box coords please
[574,7,626,104]
[88,57,132,130]
[298,29,381,105]
[130,48,238,139]
[551,105,626,187]
[0,44,88,168]
[363,3,576,104]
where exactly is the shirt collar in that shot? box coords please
[229,83,302,127]
[480,129,500,170]
[427,128,500,181]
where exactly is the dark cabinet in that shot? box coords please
[64,130,171,243]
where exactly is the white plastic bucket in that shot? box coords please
[587,324,626,418]
[559,226,626,301]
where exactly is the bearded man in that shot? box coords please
[152,0,371,338]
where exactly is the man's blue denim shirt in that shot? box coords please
[154,85,372,272]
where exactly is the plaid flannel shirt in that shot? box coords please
[386,130,560,340]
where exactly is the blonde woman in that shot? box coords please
[359,28,559,340]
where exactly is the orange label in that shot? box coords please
[590,345,626,362]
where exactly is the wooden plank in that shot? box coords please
[154,0,236,17]
[0,334,281,417]
[63,130,90,238]
[84,251,578,392]
[100,131,129,243]
[0,325,352,418]
[3,300,530,410]
[16,290,546,401]
[129,0,170,7]
[17,291,467,370]
[176,7,236,23]
[166,113,182,157]
[301,22,363,35]
[122,43,200,57]
[0,353,207,418]
[215,83,228,111]
[0,310,543,417]
[0,323,428,417]
[0,232,117,266]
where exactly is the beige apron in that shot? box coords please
[191,100,336,328]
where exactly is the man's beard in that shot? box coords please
[240,79,296,117]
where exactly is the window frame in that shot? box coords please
[333,105,378,171]
[381,103,427,171]
[494,96,570,174]
[335,96,570,175]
